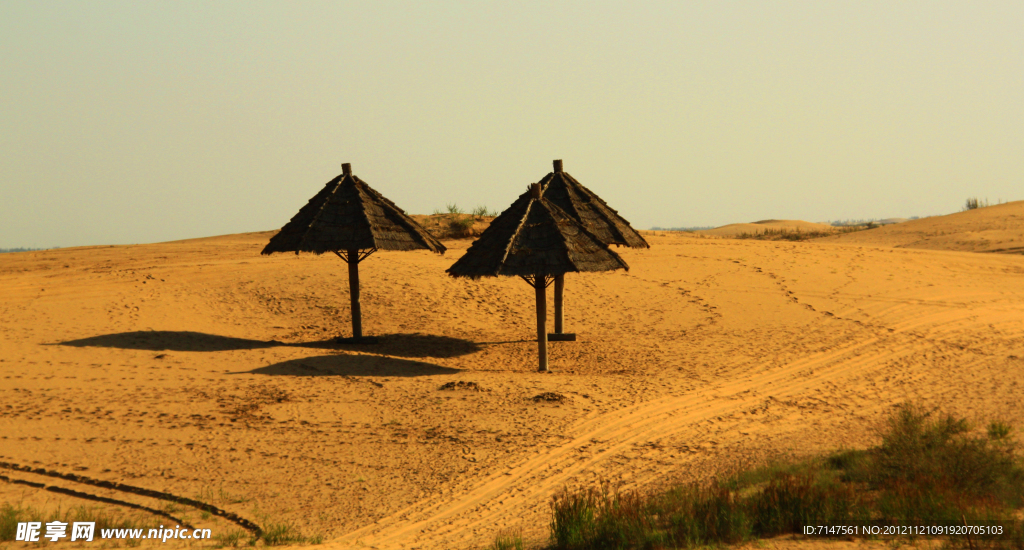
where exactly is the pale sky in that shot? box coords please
[2,2,1022,248]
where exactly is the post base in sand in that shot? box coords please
[334,336,380,345]
[547,333,577,342]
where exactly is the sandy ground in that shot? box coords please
[2,205,1024,549]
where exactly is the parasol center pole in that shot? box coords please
[531,182,542,199]
[536,275,548,372]
[347,248,362,339]
[342,163,352,176]
[553,159,563,173]
[553,273,564,333]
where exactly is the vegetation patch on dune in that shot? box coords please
[417,203,498,239]
[536,405,1024,550]
[734,225,872,241]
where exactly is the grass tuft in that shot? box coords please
[258,522,305,546]
[472,205,496,219]
[490,527,525,550]
[212,528,248,548]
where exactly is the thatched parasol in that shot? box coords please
[447,182,628,371]
[262,163,445,342]
[537,159,649,341]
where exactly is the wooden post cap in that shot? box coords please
[553,159,563,173]
[531,182,542,199]
[342,163,352,176]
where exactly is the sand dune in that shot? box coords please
[2,213,1024,548]
[697,219,835,237]
[410,214,494,239]
[814,200,1024,253]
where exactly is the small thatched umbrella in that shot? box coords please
[538,159,649,341]
[447,182,628,371]
[262,163,446,342]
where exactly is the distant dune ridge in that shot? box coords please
[1,198,1023,549]
[695,219,835,237]
[686,201,1024,249]
[813,199,1024,253]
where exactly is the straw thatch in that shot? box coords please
[447,187,628,279]
[261,167,445,256]
[538,160,649,249]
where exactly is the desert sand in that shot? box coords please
[2,203,1024,549]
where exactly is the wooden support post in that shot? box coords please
[553,159,563,173]
[548,273,576,341]
[536,277,548,372]
[347,248,362,340]
[553,273,564,333]
[342,163,352,176]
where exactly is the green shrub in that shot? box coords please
[870,405,1024,506]
[964,197,997,210]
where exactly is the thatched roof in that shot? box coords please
[262,164,446,255]
[447,184,628,279]
[537,160,649,249]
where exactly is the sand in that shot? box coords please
[2,207,1023,549]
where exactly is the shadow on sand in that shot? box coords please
[239,354,461,377]
[55,331,482,359]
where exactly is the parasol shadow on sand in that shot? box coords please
[261,162,445,343]
[55,331,276,352]
[308,333,482,358]
[55,331,480,358]
[447,182,628,372]
[238,354,461,378]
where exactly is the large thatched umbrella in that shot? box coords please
[538,159,649,340]
[262,163,445,342]
[447,182,628,371]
